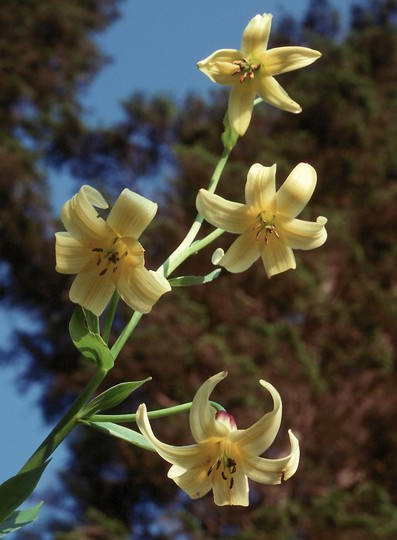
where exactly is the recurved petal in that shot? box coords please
[220,229,260,273]
[276,163,317,218]
[197,49,241,84]
[136,404,207,468]
[196,189,252,233]
[61,185,110,243]
[190,371,229,443]
[55,232,93,274]
[262,46,321,76]
[281,216,328,250]
[170,464,213,500]
[213,470,249,506]
[244,430,300,484]
[241,13,272,56]
[107,189,157,239]
[228,82,256,136]
[69,266,116,316]
[117,267,170,314]
[245,163,277,213]
[260,236,296,277]
[256,75,302,114]
[231,380,282,456]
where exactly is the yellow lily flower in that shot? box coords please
[136,371,299,507]
[197,13,321,135]
[55,185,170,316]
[196,163,327,278]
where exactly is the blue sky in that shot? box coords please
[1,0,358,527]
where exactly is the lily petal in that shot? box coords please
[107,189,157,239]
[244,430,300,484]
[196,189,252,233]
[262,46,322,76]
[117,267,170,314]
[220,230,260,273]
[228,82,256,136]
[241,13,272,56]
[231,380,282,455]
[171,464,213,500]
[61,185,110,243]
[281,216,328,250]
[276,163,317,218]
[260,237,296,278]
[55,232,93,274]
[245,163,277,213]
[197,49,241,84]
[190,371,229,443]
[69,265,116,316]
[213,469,249,507]
[256,75,302,113]
[136,404,207,468]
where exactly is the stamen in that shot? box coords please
[229,478,234,490]
[221,471,227,481]
[216,459,221,470]
[207,465,213,477]
[99,268,108,276]
[92,248,103,253]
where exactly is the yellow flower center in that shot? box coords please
[92,237,128,277]
[207,445,238,491]
[253,211,280,244]
[232,56,261,83]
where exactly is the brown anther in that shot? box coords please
[207,465,213,477]
[221,471,227,481]
[92,248,103,253]
[96,257,102,266]
[99,268,108,276]
[216,459,221,470]
[229,478,234,489]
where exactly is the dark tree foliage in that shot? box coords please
[2,1,397,539]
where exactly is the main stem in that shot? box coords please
[18,366,108,474]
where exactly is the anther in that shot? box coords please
[221,472,227,481]
[229,478,234,490]
[207,465,213,477]
[92,248,103,252]
[99,268,108,276]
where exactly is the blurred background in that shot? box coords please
[1,0,397,538]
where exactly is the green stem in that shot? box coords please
[158,146,231,279]
[111,310,143,360]
[87,400,225,423]
[102,291,120,344]
[18,366,108,474]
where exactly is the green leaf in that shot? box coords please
[83,421,154,451]
[69,307,114,369]
[0,502,43,538]
[169,269,221,287]
[0,462,49,523]
[81,379,151,418]
[82,307,100,334]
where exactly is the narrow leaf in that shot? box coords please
[0,502,43,538]
[83,421,154,451]
[69,307,114,369]
[169,269,221,287]
[0,462,49,522]
[81,379,151,418]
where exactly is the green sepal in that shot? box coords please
[69,307,114,369]
[83,421,153,451]
[81,379,151,418]
[0,462,49,523]
[169,269,221,287]
[221,111,239,151]
[0,502,43,538]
